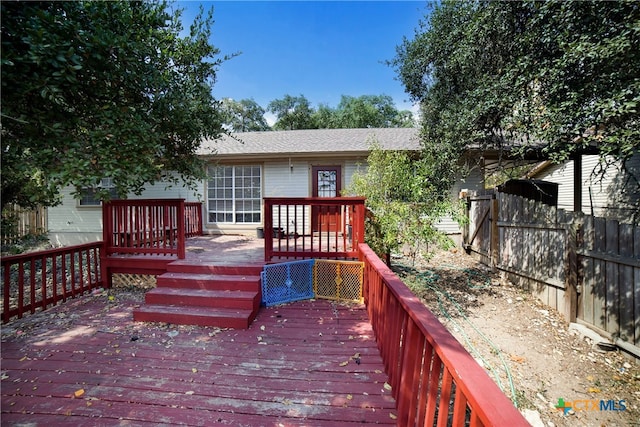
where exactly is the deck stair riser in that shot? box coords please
[156,273,260,292]
[133,262,263,329]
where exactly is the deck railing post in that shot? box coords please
[177,199,186,259]
[101,202,112,287]
[264,199,273,261]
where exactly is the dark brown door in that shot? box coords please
[312,166,341,232]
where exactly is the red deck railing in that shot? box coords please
[1,242,103,323]
[263,197,366,261]
[358,243,528,426]
[102,199,202,259]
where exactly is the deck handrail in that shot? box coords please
[358,243,528,426]
[103,199,194,259]
[263,197,366,261]
[1,242,103,323]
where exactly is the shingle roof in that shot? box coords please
[198,128,421,157]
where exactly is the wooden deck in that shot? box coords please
[1,283,396,425]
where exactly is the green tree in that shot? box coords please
[391,0,640,179]
[1,1,228,209]
[346,143,454,263]
[221,98,270,132]
[336,95,414,128]
[311,104,338,129]
[268,94,316,130]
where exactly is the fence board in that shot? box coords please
[619,224,634,343]
[635,226,640,347]
[593,217,607,332]
[605,219,620,334]
[581,216,595,326]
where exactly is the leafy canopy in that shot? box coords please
[346,143,455,262]
[266,94,415,130]
[1,1,228,209]
[221,98,269,132]
[391,0,640,173]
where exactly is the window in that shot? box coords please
[79,178,118,206]
[207,165,261,223]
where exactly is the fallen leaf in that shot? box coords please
[390,413,397,420]
[509,354,526,363]
[339,360,349,367]
[588,387,601,393]
[192,368,198,373]
[383,382,392,391]
[74,389,85,398]
[185,391,194,395]
[346,394,353,400]
[351,353,361,359]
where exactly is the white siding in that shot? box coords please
[343,159,367,194]
[435,167,485,238]
[264,160,309,197]
[533,154,640,223]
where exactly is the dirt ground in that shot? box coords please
[392,248,640,427]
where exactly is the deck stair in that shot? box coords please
[133,262,263,329]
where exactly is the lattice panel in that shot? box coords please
[261,259,315,306]
[112,273,156,289]
[313,260,364,303]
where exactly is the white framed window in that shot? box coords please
[207,165,261,223]
[79,178,118,206]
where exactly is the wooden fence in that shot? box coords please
[1,205,48,245]
[464,192,640,357]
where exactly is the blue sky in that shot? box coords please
[178,1,428,121]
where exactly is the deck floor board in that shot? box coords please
[2,291,396,426]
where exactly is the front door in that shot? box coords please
[312,166,341,232]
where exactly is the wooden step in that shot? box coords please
[144,287,260,310]
[156,272,261,291]
[133,261,264,329]
[166,261,264,276]
[133,305,255,329]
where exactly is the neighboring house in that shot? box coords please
[527,154,640,224]
[48,128,434,246]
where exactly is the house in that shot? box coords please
[48,128,431,246]
[526,154,640,224]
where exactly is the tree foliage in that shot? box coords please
[268,94,316,130]
[1,1,227,209]
[346,143,455,262]
[318,95,415,129]
[391,0,640,175]
[221,98,269,132]
[269,94,415,130]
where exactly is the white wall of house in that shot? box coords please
[434,166,485,244]
[202,157,368,236]
[532,154,639,223]
[48,178,202,246]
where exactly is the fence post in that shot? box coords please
[564,212,580,322]
[490,194,499,270]
[462,195,470,249]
